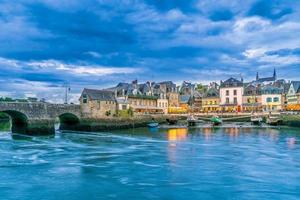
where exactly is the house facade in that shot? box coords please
[202,88,220,113]
[286,81,300,111]
[261,86,283,112]
[79,88,117,118]
[219,78,244,112]
[242,84,262,112]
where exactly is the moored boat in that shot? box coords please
[166,118,178,125]
[266,113,282,126]
[251,114,263,125]
[147,122,159,128]
[211,116,222,126]
[187,115,197,126]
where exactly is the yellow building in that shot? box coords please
[202,88,220,113]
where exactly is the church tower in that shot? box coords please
[273,68,277,80]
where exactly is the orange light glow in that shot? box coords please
[167,128,188,141]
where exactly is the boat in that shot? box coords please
[211,116,222,126]
[147,122,159,128]
[166,118,178,125]
[187,115,197,126]
[266,113,282,126]
[251,113,263,125]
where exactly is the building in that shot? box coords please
[254,68,277,85]
[107,80,169,114]
[219,78,244,112]
[242,84,262,112]
[79,88,117,118]
[202,88,220,113]
[286,81,300,111]
[190,91,203,112]
[261,85,283,112]
[127,94,160,114]
[179,81,195,95]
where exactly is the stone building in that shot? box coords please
[178,81,195,95]
[219,78,244,112]
[190,91,203,112]
[79,88,117,118]
[107,80,169,114]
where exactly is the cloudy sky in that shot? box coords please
[0,0,300,103]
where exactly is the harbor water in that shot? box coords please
[1,124,300,200]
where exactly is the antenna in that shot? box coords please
[63,82,70,104]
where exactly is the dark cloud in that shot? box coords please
[0,0,299,101]
[248,0,293,19]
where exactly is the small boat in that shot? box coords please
[187,115,197,126]
[166,118,178,125]
[211,116,222,126]
[147,122,159,128]
[266,113,282,126]
[251,114,263,125]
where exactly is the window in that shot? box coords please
[234,90,237,95]
[267,97,272,103]
[273,97,279,102]
[226,98,229,104]
[82,94,88,104]
[234,97,237,104]
[226,90,229,96]
[122,105,127,110]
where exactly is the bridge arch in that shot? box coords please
[57,112,80,131]
[0,110,28,133]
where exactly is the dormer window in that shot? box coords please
[82,94,88,104]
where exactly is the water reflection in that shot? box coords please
[167,128,187,141]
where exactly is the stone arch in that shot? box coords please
[0,110,28,133]
[58,112,80,131]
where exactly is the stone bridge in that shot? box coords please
[0,102,81,135]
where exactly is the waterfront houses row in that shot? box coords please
[79,69,300,117]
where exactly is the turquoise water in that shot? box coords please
[1,125,300,200]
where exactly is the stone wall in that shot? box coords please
[80,100,117,118]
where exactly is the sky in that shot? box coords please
[0,0,300,103]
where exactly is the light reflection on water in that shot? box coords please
[0,125,300,200]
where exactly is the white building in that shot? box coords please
[219,78,244,112]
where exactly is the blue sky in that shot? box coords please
[0,0,300,103]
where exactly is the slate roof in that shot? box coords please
[179,95,191,104]
[82,88,116,101]
[203,88,219,98]
[257,76,275,82]
[220,78,243,88]
[290,81,300,93]
[261,85,283,95]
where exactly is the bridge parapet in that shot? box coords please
[0,102,81,135]
[0,102,81,120]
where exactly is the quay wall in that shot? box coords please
[281,115,300,128]
[70,115,176,132]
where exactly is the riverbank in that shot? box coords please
[281,115,300,128]
[64,115,179,132]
